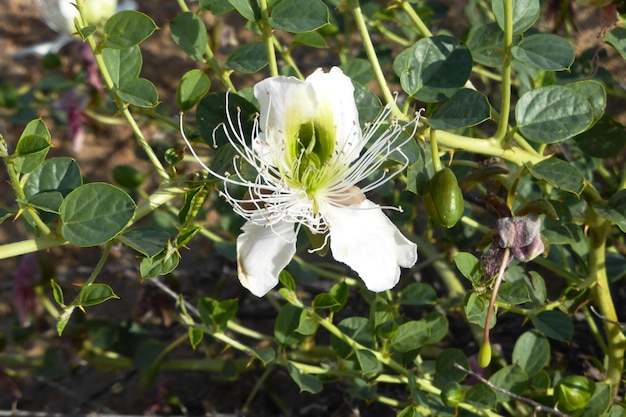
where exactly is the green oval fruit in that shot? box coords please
[422,168,464,228]
[555,375,596,413]
[112,164,145,189]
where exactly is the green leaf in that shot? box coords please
[340,58,374,85]
[269,0,329,32]
[594,190,626,233]
[275,304,305,346]
[177,69,210,111]
[198,297,238,330]
[580,382,611,417]
[104,10,158,49]
[605,26,626,60]
[102,46,142,88]
[488,364,528,402]
[464,383,497,409]
[528,158,585,196]
[492,0,540,34]
[567,80,606,122]
[331,317,373,358]
[116,78,159,108]
[573,115,626,158]
[435,348,470,385]
[27,191,63,214]
[390,320,430,352]
[292,31,327,48]
[453,252,482,285]
[139,246,180,279]
[296,309,318,335]
[531,310,573,342]
[118,227,170,258]
[188,327,204,349]
[76,283,119,307]
[393,36,472,102]
[497,281,531,305]
[60,183,136,247]
[465,293,496,329]
[286,363,323,394]
[466,23,506,67]
[355,349,382,379]
[512,34,574,70]
[0,208,12,225]
[516,85,593,143]
[170,12,207,62]
[228,0,261,21]
[12,119,52,174]
[196,92,258,147]
[50,279,65,307]
[112,164,146,189]
[423,312,448,345]
[224,41,268,73]
[24,157,82,198]
[56,306,75,336]
[353,81,382,127]
[427,89,491,129]
[199,0,235,14]
[512,331,549,376]
[398,283,437,306]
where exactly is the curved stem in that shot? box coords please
[429,128,443,172]
[398,1,432,37]
[348,0,404,120]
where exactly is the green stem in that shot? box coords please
[492,0,514,142]
[259,0,278,77]
[587,213,626,397]
[83,241,113,287]
[274,39,304,79]
[348,0,405,120]
[435,131,545,166]
[398,1,432,37]
[429,128,443,172]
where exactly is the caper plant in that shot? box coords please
[1,0,625,415]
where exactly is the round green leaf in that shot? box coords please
[269,0,329,32]
[488,364,528,402]
[292,31,328,48]
[512,331,549,376]
[224,41,268,73]
[427,89,491,129]
[102,45,142,88]
[200,0,235,14]
[605,26,626,60]
[60,183,136,247]
[567,80,606,122]
[531,310,573,342]
[391,320,430,352]
[331,317,373,358]
[104,10,158,49]
[24,157,82,198]
[177,69,210,111]
[275,304,305,346]
[353,81,382,127]
[228,0,261,21]
[516,85,593,143]
[399,283,437,306]
[573,115,626,158]
[170,12,207,62]
[492,0,540,34]
[116,78,159,108]
[340,58,374,85]
[467,23,507,67]
[393,36,472,102]
[465,384,497,409]
[512,34,574,70]
[528,157,585,196]
[118,227,170,258]
[140,248,180,279]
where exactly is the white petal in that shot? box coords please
[236,220,297,297]
[322,199,417,292]
[306,67,362,162]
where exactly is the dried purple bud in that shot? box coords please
[496,215,545,262]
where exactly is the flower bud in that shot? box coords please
[555,375,596,413]
[422,168,464,228]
